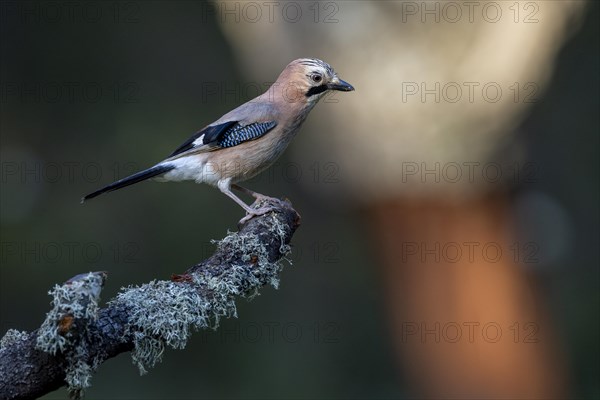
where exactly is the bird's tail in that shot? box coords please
[81,164,175,203]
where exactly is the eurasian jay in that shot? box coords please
[82,58,354,222]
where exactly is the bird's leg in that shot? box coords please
[218,180,276,224]
[218,182,259,214]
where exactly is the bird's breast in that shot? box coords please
[207,124,297,183]
[162,122,303,186]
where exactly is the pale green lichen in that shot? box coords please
[65,344,96,400]
[0,329,28,348]
[112,214,293,375]
[114,280,214,374]
[4,211,293,398]
[35,272,106,399]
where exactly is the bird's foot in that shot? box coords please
[238,205,276,225]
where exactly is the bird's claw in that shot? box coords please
[238,205,276,225]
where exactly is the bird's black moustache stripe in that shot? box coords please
[305,84,328,97]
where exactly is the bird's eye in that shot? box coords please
[311,74,322,83]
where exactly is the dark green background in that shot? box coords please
[1,1,598,399]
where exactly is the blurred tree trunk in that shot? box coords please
[369,194,568,398]
[214,2,585,396]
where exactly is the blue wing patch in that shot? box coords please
[217,121,277,148]
[168,121,277,158]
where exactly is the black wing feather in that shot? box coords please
[168,120,276,157]
[168,121,238,158]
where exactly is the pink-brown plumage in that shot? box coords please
[83,58,354,223]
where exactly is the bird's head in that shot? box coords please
[273,58,354,105]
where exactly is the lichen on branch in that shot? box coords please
[0,199,300,400]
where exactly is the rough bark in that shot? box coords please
[0,199,300,400]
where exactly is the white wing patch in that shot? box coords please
[192,134,205,146]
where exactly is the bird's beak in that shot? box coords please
[327,78,355,92]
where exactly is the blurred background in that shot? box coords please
[0,1,598,398]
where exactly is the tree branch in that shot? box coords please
[0,199,300,400]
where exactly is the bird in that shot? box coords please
[82,58,354,223]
